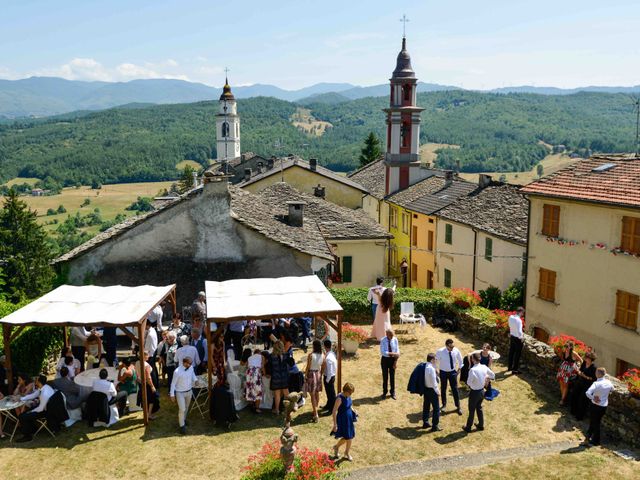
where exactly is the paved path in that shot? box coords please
[345,440,579,479]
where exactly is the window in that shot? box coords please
[428,231,434,251]
[427,270,434,289]
[411,263,418,282]
[617,359,640,377]
[485,237,493,262]
[403,84,411,102]
[621,216,640,254]
[402,212,410,234]
[412,225,418,247]
[445,224,453,245]
[542,204,560,237]
[389,207,398,228]
[615,290,639,330]
[389,246,397,271]
[538,268,557,302]
[444,268,452,288]
[342,256,353,283]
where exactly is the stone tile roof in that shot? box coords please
[521,154,640,208]
[437,184,528,245]
[406,179,478,215]
[347,158,386,199]
[385,175,447,208]
[256,182,392,241]
[55,183,333,264]
[237,156,369,193]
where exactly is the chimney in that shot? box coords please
[309,158,318,171]
[244,168,252,182]
[478,173,492,188]
[444,170,454,186]
[257,161,264,174]
[192,171,199,189]
[313,184,325,199]
[286,201,306,227]
[202,171,232,211]
[267,157,275,170]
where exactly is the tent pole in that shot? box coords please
[63,326,69,350]
[171,290,177,317]
[337,314,342,389]
[137,321,149,426]
[3,325,14,393]
[206,319,213,410]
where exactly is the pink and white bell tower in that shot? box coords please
[384,35,425,195]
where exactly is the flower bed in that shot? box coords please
[548,334,590,358]
[450,288,481,309]
[241,440,337,480]
[619,368,640,398]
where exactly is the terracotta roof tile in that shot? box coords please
[521,155,640,208]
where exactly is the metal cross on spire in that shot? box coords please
[224,66,230,83]
[400,14,409,38]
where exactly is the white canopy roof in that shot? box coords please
[0,284,176,326]
[205,275,342,321]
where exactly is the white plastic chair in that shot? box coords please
[399,302,423,332]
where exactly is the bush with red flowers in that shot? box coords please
[342,322,369,343]
[491,309,518,331]
[241,440,337,480]
[450,288,482,309]
[548,334,590,358]
[619,368,640,398]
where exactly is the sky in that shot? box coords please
[1,0,639,90]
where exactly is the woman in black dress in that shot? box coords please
[570,351,597,420]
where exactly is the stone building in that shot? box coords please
[54,174,333,306]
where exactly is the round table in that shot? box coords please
[0,396,25,442]
[74,367,118,387]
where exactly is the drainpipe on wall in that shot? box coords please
[472,229,478,292]
[523,197,532,309]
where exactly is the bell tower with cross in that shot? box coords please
[384,15,425,195]
[216,68,241,162]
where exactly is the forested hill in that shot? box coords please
[0,91,636,186]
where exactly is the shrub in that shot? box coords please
[450,288,481,309]
[56,204,66,214]
[46,208,56,216]
[479,286,502,309]
[501,278,525,310]
[241,440,337,480]
[342,323,368,343]
[619,368,640,398]
[548,334,590,358]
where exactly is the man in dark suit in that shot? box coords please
[51,366,83,410]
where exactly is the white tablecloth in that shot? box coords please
[74,367,118,387]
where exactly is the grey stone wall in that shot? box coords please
[457,312,640,447]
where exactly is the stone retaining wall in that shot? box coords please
[456,312,640,447]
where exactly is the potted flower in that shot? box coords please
[619,368,640,398]
[548,334,590,358]
[451,288,481,309]
[342,323,368,354]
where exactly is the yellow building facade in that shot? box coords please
[329,239,389,289]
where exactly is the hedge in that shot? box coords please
[0,299,63,376]
[329,288,453,323]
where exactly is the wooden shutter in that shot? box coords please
[542,204,560,237]
[538,268,556,302]
[621,216,640,254]
[412,225,418,247]
[428,230,434,251]
[615,290,639,329]
[342,256,353,283]
[444,268,452,288]
[427,270,434,289]
[411,263,418,282]
[485,237,493,261]
[445,224,453,244]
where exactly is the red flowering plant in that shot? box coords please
[491,309,519,331]
[342,322,369,343]
[548,334,590,358]
[241,440,337,480]
[450,288,481,309]
[619,368,640,398]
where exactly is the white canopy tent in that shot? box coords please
[204,275,344,391]
[0,284,177,425]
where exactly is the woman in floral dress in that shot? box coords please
[211,330,226,387]
[557,341,582,406]
[245,349,265,413]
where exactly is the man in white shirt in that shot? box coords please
[367,277,384,320]
[93,368,127,413]
[507,307,525,374]
[17,375,55,442]
[147,304,164,335]
[176,335,200,369]
[70,326,91,372]
[322,339,338,413]
[170,356,198,434]
[584,367,614,446]
[422,353,442,431]
[380,329,400,400]
[463,353,495,432]
[435,339,464,414]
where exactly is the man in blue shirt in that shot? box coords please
[380,329,400,400]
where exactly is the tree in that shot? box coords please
[359,132,382,167]
[536,163,544,178]
[178,165,198,194]
[501,278,525,310]
[0,191,54,301]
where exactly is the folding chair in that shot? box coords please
[189,386,209,418]
[34,418,56,439]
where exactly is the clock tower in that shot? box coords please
[216,75,241,163]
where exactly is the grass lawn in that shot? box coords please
[0,324,630,479]
[15,181,173,233]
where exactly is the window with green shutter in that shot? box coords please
[444,268,452,288]
[342,256,353,283]
[445,224,453,245]
[485,237,493,262]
